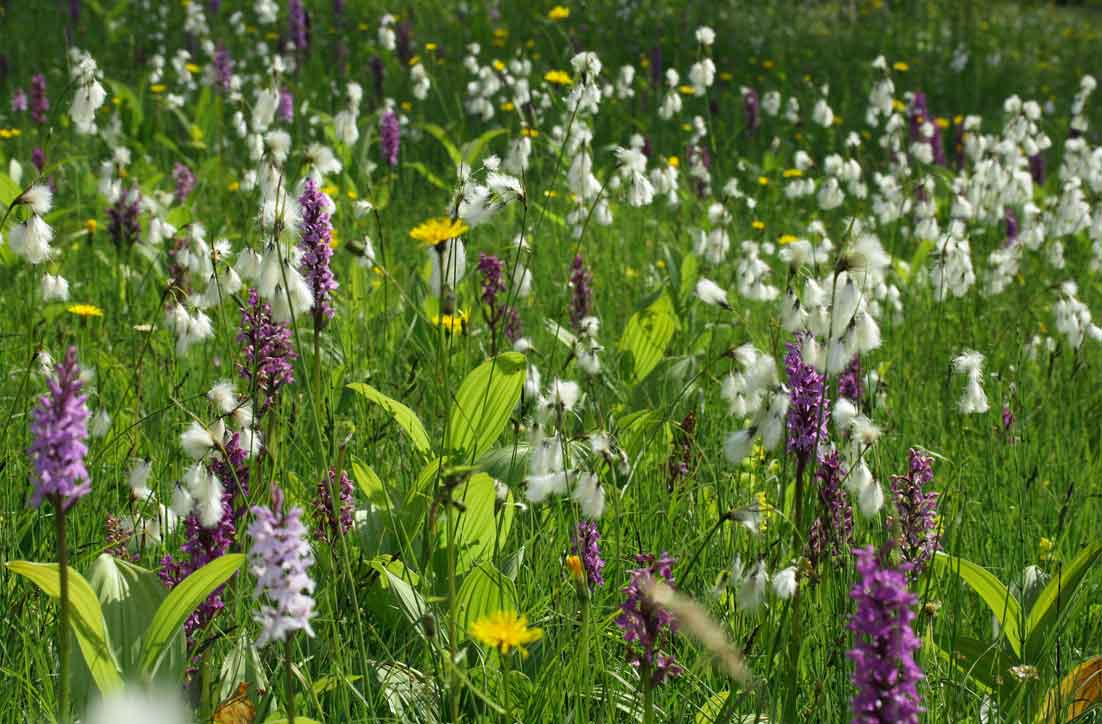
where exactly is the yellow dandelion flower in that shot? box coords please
[778,234,798,245]
[656,259,667,270]
[893,61,909,72]
[544,69,572,86]
[564,555,585,584]
[681,122,693,132]
[185,62,200,74]
[322,183,339,196]
[751,220,765,230]
[544,189,557,198]
[493,59,506,72]
[0,129,11,139]
[757,176,769,186]
[400,101,413,112]
[346,189,358,200]
[470,610,542,657]
[678,84,696,96]
[150,84,167,94]
[410,217,469,246]
[667,156,679,168]
[84,219,98,234]
[547,5,570,20]
[783,168,803,178]
[228,181,240,192]
[522,127,540,138]
[493,27,508,39]
[432,310,469,335]
[891,99,905,112]
[500,101,515,112]
[425,42,438,52]
[67,304,104,318]
[624,267,639,279]
[935,117,950,129]
[408,55,421,67]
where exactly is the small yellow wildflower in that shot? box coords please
[492,59,506,72]
[564,555,585,584]
[667,156,679,168]
[265,31,279,41]
[719,71,734,82]
[400,101,412,112]
[778,234,798,245]
[185,62,200,74]
[432,310,469,335]
[150,84,167,94]
[783,168,803,178]
[228,181,240,192]
[411,217,469,246]
[84,219,98,234]
[322,183,339,196]
[678,84,696,96]
[493,27,508,39]
[67,304,104,318]
[953,114,964,125]
[0,129,11,139]
[547,5,570,20]
[346,189,358,200]
[832,116,843,126]
[544,69,572,86]
[681,122,693,132]
[656,259,667,270]
[624,267,639,279]
[500,100,515,112]
[425,42,438,52]
[757,176,769,186]
[408,55,421,67]
[1039,537,1054,560]
[893,61,909,72]
[935,117,950,129]
[357,22,370,31]
[751,220,765,231]
[470,610,543,657]
[762,59,775,70]
[891,99,906,112]
[522,127,540,138]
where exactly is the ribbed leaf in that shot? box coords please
[1025,541,1102,661]
[140,553,244,675]
[347,382,432,455]
[618,291,680,384]
[446,353,526,462]
[6,561,123,693]
[933,551,1022,657]
[456,564,518,635]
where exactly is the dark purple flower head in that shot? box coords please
[369,55,385,102]
[237,288,297,414]
[847,546,924,724]
[313,468,354,543]
[616,552,682,687]
[68,0,80,23]
[887,450,940,576]
[212,44,233,93]
[648,45,663,87]
[172,163,196,203]
[289,0,308,53]
[278,87,294,123]
[744,88,760,132]
[569,254,593,331]
[107,186,142,248]
[1029,153,1045,185]
[478,253,505,309]
[297,178,338,328]
[785,336,828,464]
[30,73,48,125]
[571,521,605,588]
[208,0,221,12]
[1002,404,1015,434]
[28,347,91,510]
[11,88,28,113]
[396,21,413,65]
[31,147,46,172]
[380,110,400,167]
[808,449,853,568]
[839,355,863,402]
[1004,209,1019,247]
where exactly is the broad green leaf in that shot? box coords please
[351,459,391,509]
[934,552,1022,657]
[462,127,508,165]
[417,123,462,168]
[347,382,432,455]
[376,661,442,724]
[695,690,729,724]
[1025,541,1102,661]
[440,473,513,574]
[406,161,451,190]
[382,567,433,636]
[446,353,526,462]
[0,171,23,207]
[87,555,183,682]
[618,291,681,384]
[932,634,1016,693]
[6,561,123,693]
[679,252,699,305]
[140,553,244,675]
[456,563,518,635]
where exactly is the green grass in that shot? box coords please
[2,0,1102,722]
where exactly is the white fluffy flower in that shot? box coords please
[695,278,731,309]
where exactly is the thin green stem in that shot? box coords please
[285,636,296,724]
[53,499,69,724]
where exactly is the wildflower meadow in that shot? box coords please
[4,1,1102,722]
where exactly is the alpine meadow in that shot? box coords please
[4,1,1102,722]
